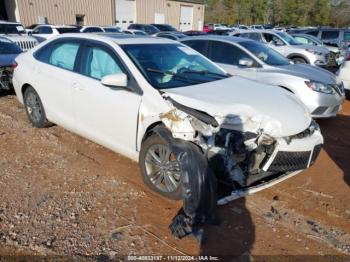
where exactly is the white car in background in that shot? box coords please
[80,26,105,33]
[31,25,80,40]
[181,36,345,118]
[234,30,330,66]
[337,48,350,98]
[12,34,323,202]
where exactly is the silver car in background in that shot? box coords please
[181,36,345,118]
[233,30,330,66]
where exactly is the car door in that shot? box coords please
[32,26,53,40]
[208,40,257,79]
[72,41,142,157]
[32,38,82,129]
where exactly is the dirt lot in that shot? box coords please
[0,92,349,260]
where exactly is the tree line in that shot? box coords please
[204,0,350,27]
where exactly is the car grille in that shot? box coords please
[325,53,329,63]
[310,144,322,166]
[14,41,37,51]
[268,151,311,172]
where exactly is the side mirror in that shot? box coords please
[238,58,254,67]
[101,73,128,88]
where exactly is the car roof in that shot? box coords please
[0,20,22,25]
[234,29,279,34]
[55,33,177,45]
[180,35,254,44]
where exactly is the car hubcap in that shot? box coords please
[145,144,181,193]
[26,92,42,123]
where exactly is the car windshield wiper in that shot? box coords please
[146,68,206,85]
[178,68,229,78]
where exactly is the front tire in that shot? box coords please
[139,133,183,200]
[23,86,50,128]
[291,57,308,64]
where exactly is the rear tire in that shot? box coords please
[23,86,50,128]
[139,133,183,200]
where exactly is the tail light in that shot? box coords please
[11,61,18,69]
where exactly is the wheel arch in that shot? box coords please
[287,53,310,64]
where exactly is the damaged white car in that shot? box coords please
[13,34,323,206]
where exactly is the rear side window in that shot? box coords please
[209,41,251,65]
[321,31,339,40]
[83,27,104,33]
[294,36,309,44]
[247,33,262,41]
[183,40,208,56]
[40,26,53,34]
[49,42,80,70]
[81,46,124,80]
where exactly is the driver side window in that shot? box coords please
[209,41,253,66]
[81,45,124,80]
[263,34,285,46]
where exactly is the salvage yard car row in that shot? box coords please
[0,20,348,237]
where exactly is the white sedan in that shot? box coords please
[12,34,323,202]
[337,48,350,98]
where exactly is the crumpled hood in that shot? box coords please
[293,44,329,54]
[0,54,18,67]
[268,64,337,84]
[163,76,311,138]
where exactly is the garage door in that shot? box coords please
[115,0,136,30]
[179,6,193,32]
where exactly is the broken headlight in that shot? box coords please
[258,133,276,146]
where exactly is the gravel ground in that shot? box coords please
[0,92,349,260]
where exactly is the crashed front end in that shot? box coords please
[160,96,323,201]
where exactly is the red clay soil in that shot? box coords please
[0,93,349,260]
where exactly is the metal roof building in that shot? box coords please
[1,0,205,31]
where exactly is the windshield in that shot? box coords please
[0,23,26,34]
[277,32,302,45]
[240,41,290,66]
[306,35,322,45]
[121,44,228,89]
[0,40,22,54]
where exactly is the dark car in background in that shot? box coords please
[127,24,160,35]
[0,37,22,91]
[151,24,178,32]
[304,28,350,48]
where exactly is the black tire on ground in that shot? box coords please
[139,133,183,200]
[23,86,50,128]
[291,57,308,64]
